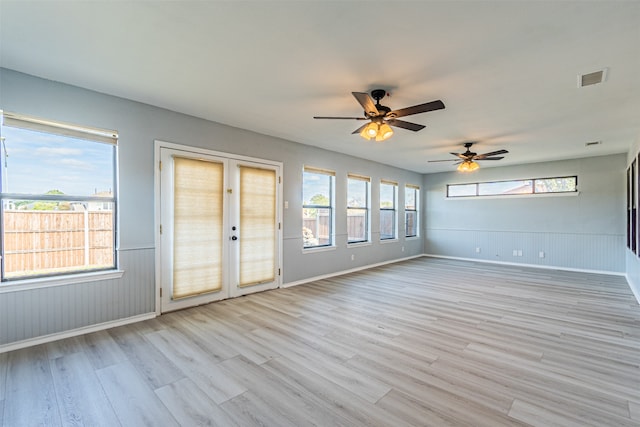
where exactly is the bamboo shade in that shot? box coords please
[3,111,118,145]
[172,157,224,299]
[239,166,276,287]
[347,173,371,182]
[303,166,335,176]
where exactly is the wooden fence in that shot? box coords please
[303,214,367,242]
[3,210,113,277]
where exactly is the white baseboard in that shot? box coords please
[423,253,626,277]
[625,274,640,305]
[0,312,156,354]
[282,254,423,288]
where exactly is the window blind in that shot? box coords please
[239,166,276,287]
[304,166,335,176]
[347,173,371,182]
[2,111,118,145]
[172,157,224,299]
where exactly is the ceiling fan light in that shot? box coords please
[375,123,394,142]
[457,160,479,172]
[366,123,379,138]
[360,122,379,140]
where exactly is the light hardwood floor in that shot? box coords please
[1,257,639,426]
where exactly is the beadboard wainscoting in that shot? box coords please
[0,248,155,350]
[426,229,625,273]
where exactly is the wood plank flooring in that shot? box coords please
[1,257,639,426]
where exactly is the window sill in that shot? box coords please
[380,238,399,244]
[302,245,336,254]
[405,236,420,241]
[0,269,125,293]
[347,241,372,248]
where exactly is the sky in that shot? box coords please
[302,171,331,205]
[1,125,114,197]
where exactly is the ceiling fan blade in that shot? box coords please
[389,100,445,118]
[352,92,379,116]
[351,123,369,135]
[428,159,457,162]
[477,156,504,161]
[474,149,508,159]
[386,119,425,132]
[313,116,367,120]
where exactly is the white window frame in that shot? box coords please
[0,111,121,288]
[405,184,419,238]
[447,176,578,198]
[347,173,371,245]
[302,166,335,250]
[379,180,398,241]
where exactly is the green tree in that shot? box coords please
[304,194,329,218]
[32,201,58,210]
[28,189,66,211]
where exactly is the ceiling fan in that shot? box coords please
[314,89,445,142]
[429,142,508,172]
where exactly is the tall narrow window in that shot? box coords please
[633,160,637,254]
[302,166,334,248]
[405,184,419,238]
[628,166,632,249]
[380,180,397,240]
[0,112,118,281]
[347,174,370,244]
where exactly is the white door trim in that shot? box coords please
[154,140,283,314]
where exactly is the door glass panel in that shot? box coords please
[239,166,276,287]
[173,157,224,299]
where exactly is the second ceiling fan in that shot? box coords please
[429,142,509,172]
[314,89,445,142]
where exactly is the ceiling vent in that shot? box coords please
[578,68,608,87]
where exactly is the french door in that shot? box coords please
[157,143,281,313]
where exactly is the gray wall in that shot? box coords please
[423,154,626,272]
[0,69,423,347]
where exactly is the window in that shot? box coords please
[447,176,577,198]
[479,180,532,196]
[380,180,397,240]
[302,166,334,248]
[0,112,118,281]
[405,184,419,238]
[347,174,370,244]
[629,161,637,253]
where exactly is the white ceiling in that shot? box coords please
[1,1,639,173]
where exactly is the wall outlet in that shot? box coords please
[401,246,405,252]
[351,254,355,261]
[476,247,481,253]
[513,249,518,256]
[517,250,523,257]
[539,251,545,258]
[284,201,289,209]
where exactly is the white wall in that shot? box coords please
[423,154,626,273]
[0,68,423,348]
